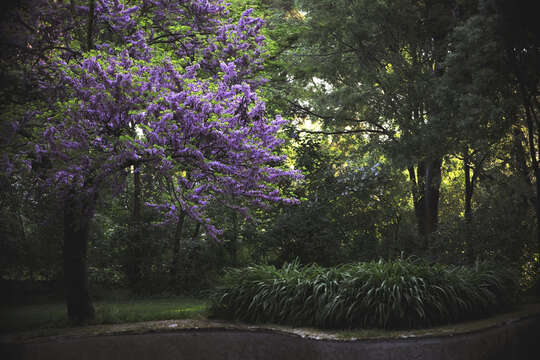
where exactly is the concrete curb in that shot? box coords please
[2,312,539,360]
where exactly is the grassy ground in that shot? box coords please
[0,297,208,334]
[2,303,539,343]
[2,293,538,337]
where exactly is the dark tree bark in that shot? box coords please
[424,159,442,235]
[513,60,540,253]
[16,211,32,281]
[229,211,238,266]
[526,110,540,253]
[63,192,96,322]
[463,149,481,263]
[170,211,186,279]
[409,159,442,243]
[86,0,95,51]
[464,157,472,222]
[126,168,143,288]
[409,165,425,236]
[511,126,532,186]
[499,0,540,259]
[133,169,141,227]
[191,221,201,242]
[62,0,98,324]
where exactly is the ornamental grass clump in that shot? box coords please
[209,259,517,330]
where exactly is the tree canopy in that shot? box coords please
[0,0,539,322]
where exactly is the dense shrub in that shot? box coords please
[209,259,518,329]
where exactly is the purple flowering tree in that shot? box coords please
[4,0,299,322]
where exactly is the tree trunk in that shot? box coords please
[511,126,532,186]
[86,0,95,51]
[536,167,540,252]
[126,168,143,288]
[464,153,473,224]
[409,159,442,243]
[63,193,95,323]
[532,125,540,252]
[62,0,97,324]
[392,213,401,258]
[192,222,201,241]
[17,211,33,282]
[463,151,475,263]
[520,90,540,253]
[408,165,425,236]
[423,159,442,235]
[170,211,186,279]
[230,211,238,266]
[509,49,540,257]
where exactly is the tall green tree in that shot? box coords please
[494,0,540,251]
[282,0,474,243]
[438,0,539,257]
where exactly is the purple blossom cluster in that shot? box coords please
[6,0,300,237]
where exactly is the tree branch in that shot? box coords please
[296,128,387,135]
[285,98,394,137]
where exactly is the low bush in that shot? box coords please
[209,259,518,329]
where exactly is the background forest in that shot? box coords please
[1,0,539,320]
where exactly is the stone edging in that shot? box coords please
[1,314,540,360]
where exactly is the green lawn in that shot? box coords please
[0,297,208,333]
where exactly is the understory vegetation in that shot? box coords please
[210,259,518,329]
